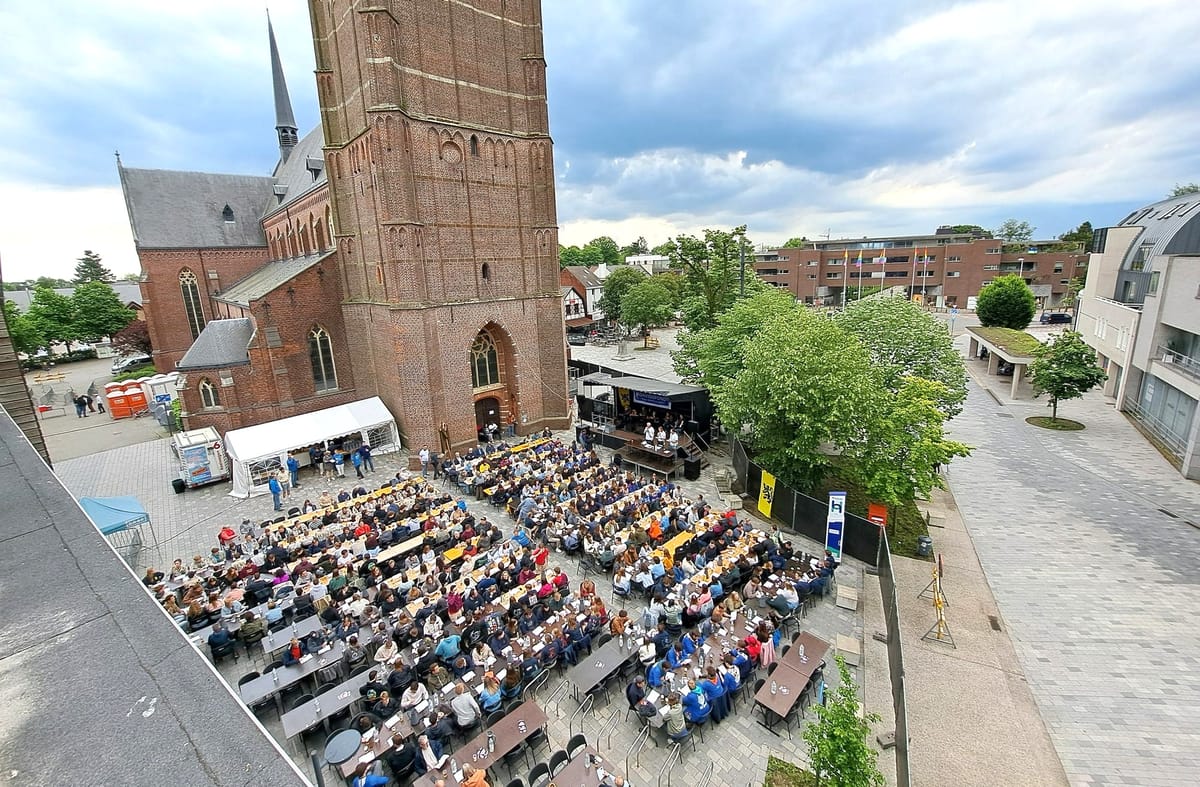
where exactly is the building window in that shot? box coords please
[947,255,962,262]
[309,326,338,392]
[1148,271,1161,295]
[1053,263,1064,273]
[807,260,819,266]
[983,265,999,271]
[198,378,220,409]
[179,269,205,340]
[222,204,235,223]
[481,262,491,281]
[947,271,961,278]
[470,331,500,390]
[470,135,479,157]
[985,247,1000,255]
[826,272,842,279]
[807,274,817,279]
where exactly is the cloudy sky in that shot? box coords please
[2,0,1198,281]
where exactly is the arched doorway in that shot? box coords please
[474,396,500,438]
[469,325,517,439]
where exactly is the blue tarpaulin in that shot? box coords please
[80,496,150,536]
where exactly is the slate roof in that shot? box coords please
[119,166,276,249]
[265,126,327,218]
[215,250,335,308]
[0,406,306,786]
[176,318,256,370]
[4,282,143,312]
[1114,193,1200,270]
[565,266,602,290]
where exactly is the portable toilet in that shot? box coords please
[126,388,148,415]
[107,390,131,419]
[104,381,123,396]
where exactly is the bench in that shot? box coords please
[836,633,862,667]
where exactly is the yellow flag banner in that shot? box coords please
[758,471,776,518]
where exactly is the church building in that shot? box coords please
[118,0,569,454]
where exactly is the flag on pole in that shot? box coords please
[843,249,849,266]
[855,250,863,267]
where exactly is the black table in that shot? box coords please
[565,636,637,697]
[324,728,363,767]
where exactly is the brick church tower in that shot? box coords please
[308,0,569,454]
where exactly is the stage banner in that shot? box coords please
[758,470,776,518]
[631,390,672,409]
[826,491,846,562]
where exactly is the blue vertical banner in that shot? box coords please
[826,491,846,562]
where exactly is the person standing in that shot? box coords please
[286,455,300,488]
[276,468,291,499]
[268,474,283,511]
[357,443,374,473]
[334,449,346,477]
[418,445,431,476]
[351,448,364,479]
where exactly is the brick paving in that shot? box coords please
[58,432,869,785]
[947,349,1200,787]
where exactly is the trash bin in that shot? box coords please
[683,457,702,481]
[172,478,186,494]
[916,535,933,557]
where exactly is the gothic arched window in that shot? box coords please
[198,378,220,409]
[309,326,338,392]
[470,331,500,390]
[179,269,205,340]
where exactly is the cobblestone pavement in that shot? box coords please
[59,433,871,785]
[947,351,1200,787]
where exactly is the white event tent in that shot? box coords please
[223,396,401,498]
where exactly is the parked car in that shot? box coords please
[566,334,587,346]
[1039,312,1072,325]
[111,353,152,374]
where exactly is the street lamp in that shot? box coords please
[1017,257,1025,281]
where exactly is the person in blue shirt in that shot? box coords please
[357,443,374,473]
[286,455,301,488]
[665,643,688,670]
[268,474,282,511]
[434,633,462,663]
[680,680,710,724]
[700,667,729,722]
[680,630,702,658]
[351,449,364,479]
[350,761,389,787]
[646,658,667,688]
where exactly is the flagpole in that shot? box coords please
[857,250,864,302]
[921,249,929,304]
[909,251,918,301]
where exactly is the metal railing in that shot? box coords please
[625,724,652,775]
[1126,401,1189,458]
[569,692,595,736]
[598,707,621,750]
[1156,345,1200,382]
[521,669,550,703]
[696,761,716,787]
[656,742,682,786]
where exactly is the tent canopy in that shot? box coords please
[224,396,395,462]
[577,373,704,397]
[79,496,150,536]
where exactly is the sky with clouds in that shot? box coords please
[2,0,1198,281]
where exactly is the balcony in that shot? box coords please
[1157,345,1200,382]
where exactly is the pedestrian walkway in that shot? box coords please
[945,358,1200,786]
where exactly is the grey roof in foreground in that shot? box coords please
[119,166,275,249]
[215,249,335,308]
[177,318,256,370]
[264,126,327,217]
[0,407,308,787]
[578,372,705,396]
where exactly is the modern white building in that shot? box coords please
[625,254,671,275]
[1078,194,1200,479]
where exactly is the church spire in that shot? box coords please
[269,13,298,163]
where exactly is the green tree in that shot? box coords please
[802,655,885,787]
[584,236,621,266]
[71,281,136,341]
[714,305,881,489]
[976,274,1036,329]
[26,287,79,352]
[995,218,1036,244]
[32,276,72,290]
[650,240,676,257]
[854,376,972,514]
[843,284,882,304]
[1169,182,1200,197]
[620,279,674,347]
[73,250,115,284]
[619,236,650,260]
[944,224,993,238]
[1028,330,1107,421]
[663,225,756,331]
[835,297,967,417]
[597,265,646,326]
[2,300,44,355]
[559,244,602,268]
[649,271,684,309]
[1058,220,1094,253]
[111,319,153,356]
[673,287,798,392]
[781,236,808,248]
[119,272,143,282]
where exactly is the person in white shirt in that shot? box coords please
[668,430,680,450]
[643,422,655,444]
[655,427,667,448]
[449,683,481,729]
[423,614,444,639]
[401,680,429,710]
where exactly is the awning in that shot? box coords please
[79,496,150,535]
[577,372,704,397]
[565,317,595,328]
[224,396,397,463]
